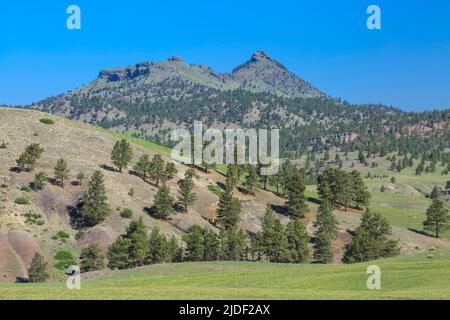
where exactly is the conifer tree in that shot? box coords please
[244,165,258,194]
[16,144,44,171]
[216,180,241,230]
[286,219,310,263]
[423,199,450,238]
[31,171,48,191]
[125,217,149,267]
[182,225,205,261]
[344,210,399,263]
[285,169,308,218]
[54,158,70,188]
[259,207,289,262]
[150,184,175,219]
[177,172,197,212]
[79,171,110,226]
[313,183,338,264]
[28,252,49,283]
[80,244,105,273]
[134,154,151,181]
[111,139,133,172]
[147,227,168,264]
[149,154,166,186]
[107,236,132,269]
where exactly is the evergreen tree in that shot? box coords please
[165,162,178,180]
[150,184,175,219]
[285,169,308,218]
[147,227,168,264]
[80,244,105,273]
[31,172,48,191]
[226,164,239,190]
[220,229,247,261]
[133,154,151,181]
[166,235,182,263]
[244,165,258,194]
[182,225,205,261]
[313,184,338,264]
[280,161,294,196]
[149,154,166,186]
[423,199,450,238]
[430,185,441,199]
[258,207,289,262]
[286,219,310,263]
[344,210,399,263]
[16,144,44,171]
[111,139,133,172]
[28,252,49,283]
[203,228,220,261]
[257,163,270,190]
[79,171,110,226]
[54,158,70,188]
[350,170,370,208]
[125,217,149,267]
[177,172,197,212]
[107,236,132,269]
[216,180,242,230]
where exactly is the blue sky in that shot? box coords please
[0,0,449,111]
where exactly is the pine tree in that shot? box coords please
[257,163,270,190]
[423,199,450,238]
[133,154,151,181]
[16,144,44,171]
[165,162,178,180]
[430,185,440,199]
[259,207,289,262]
[147,227,168,264]
[285,169,308,218]
[31,172,48,191]
[350,170,370,208]
[149,154,166,186]
[111,139,133,172]
[107,236,132,269]
[344,210,399,263]
[125,217,149,267]
[28,252,49,283]
[286,219,310,263]
[216,180,241,230]
[166,235,182,262]
[220,229,247,261]
[244,165,258,194]
[150,184,175,219]
[280,161,294,196]
[313,184,338,264]
[182,225,205,261]
[80,244,105,273]
[54,158,70,188]
[203,228,220,261]
[177,173,197,212]
[79,171,110,226]
[226,164,239,190]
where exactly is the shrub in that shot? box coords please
[52,230,70,242]
[24,211,44,225]
[15,196,29,205]
[39,118,54,125]
[54,251,76,270]
[75,230,86,240]
[20,186,31,192]
[120,208,133,219]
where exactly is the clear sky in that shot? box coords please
[0,0,449,111]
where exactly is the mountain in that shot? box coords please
[31,52,449,157]
[231,51,324,98]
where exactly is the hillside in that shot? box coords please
[1,248,450,300]
[0,108,449,286]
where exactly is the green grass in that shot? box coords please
[1,248,450,300]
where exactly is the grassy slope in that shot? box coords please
[1,248,450,300]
